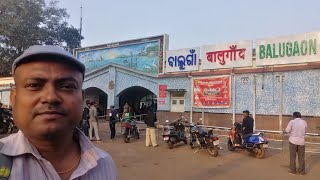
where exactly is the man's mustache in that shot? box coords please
[33,107,68,116]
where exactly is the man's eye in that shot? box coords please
[60,84,76,90]
[26,83,41,89]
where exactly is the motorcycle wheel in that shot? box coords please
[208,145,219,157]
[228,139,236,151]
[168,141,174,149]
[255,146,266,159]
[189,142,194,149]
[124,136,130,143]
[183,140,188,144]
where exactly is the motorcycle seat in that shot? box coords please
[243,133,252,139]
[252,132,262,136]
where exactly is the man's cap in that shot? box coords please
[243,110,250,114]
[110,105,115,108]
[12,45,85,76]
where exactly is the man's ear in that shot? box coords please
[10,88,17,107]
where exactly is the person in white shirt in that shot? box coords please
[89,101,101,141]
[285,112,307,175]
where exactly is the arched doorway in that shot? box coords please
[118,86,157,116]
[84,87,108,118]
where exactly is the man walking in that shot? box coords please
[285,112,307,175]
[145,106,158,147]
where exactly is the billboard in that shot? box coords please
[200,41,253,70]
[193,76,231,108]
[74,35,168,74]
[165,47,200,73]
[256,32,320,66]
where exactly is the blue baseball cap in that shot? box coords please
[12,45,85,76]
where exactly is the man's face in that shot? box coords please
[243,113,249,118]
[11,60,84,139]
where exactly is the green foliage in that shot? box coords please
[0,0,83,76]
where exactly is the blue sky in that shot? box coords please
[58,0,320,50]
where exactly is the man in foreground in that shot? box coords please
[0,45,117,180]
[285,112,307,175]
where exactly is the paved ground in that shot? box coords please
[92,121,320,180]
[1,121,319,180]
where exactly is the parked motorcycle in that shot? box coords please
[0,109,18,134]
[189,123,220,157]
[162,119,188,149]
[228,122,269,159]
[121,118,140,143]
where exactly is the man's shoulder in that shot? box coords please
[94,147,115,164]
[93,147,117,175]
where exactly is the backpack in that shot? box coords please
[0,142,12,180]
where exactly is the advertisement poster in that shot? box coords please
[158,99,166,106]
[158,84,167,98]
[193,76,231,108]
[74,35,168,74]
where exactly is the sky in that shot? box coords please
[58,0,320,50]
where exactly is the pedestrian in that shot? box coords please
[145,106,158,147]
[0,102,4,124]
[81,99,91,136]
[123,102,129,118]
[89,101,102,141]
[109,105,118,140]
[0,45,116,179]
[285,112,307,175]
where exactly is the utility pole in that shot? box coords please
[79,4,83,45]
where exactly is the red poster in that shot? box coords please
[158,99,166,106]
[159,84,167,98]
[193,76,230,108]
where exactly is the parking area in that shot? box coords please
[93,121,320,180]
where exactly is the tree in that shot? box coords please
[0,0,83,77]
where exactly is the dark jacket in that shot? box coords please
[82,106,90,120]
[242,116,254,135]
[110,109,118,123]
[145,109,156,128]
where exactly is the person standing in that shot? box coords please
[0,102,4,124]
[145,106,158,147]
[109,105,118,140]
[81,99,91,136]
[285,112,307,175]
[89,101,102,141]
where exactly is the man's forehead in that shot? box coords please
[14,61,83,81]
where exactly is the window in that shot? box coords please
[172,100,177,105]
[179,100,184,105]
[171,92,185,98]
